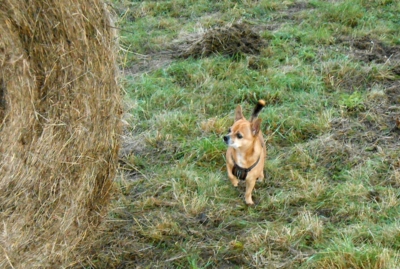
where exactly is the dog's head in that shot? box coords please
[223,104,262,150]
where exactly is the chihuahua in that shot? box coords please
[223,100,266,205]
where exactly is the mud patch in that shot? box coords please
[327,35,400,101]
[283,1,313,20]
[332,94,400,147]
[176,22,267,59]
[386,81,400,105]
[338,35,400,64]
[325,35,400,188]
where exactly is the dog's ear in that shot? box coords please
[235,105,244,121]
[251,118,262,136]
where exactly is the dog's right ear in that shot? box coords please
[251,118,262,136]
[235,105,244,121]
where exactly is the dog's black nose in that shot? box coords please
[223,135,229,142]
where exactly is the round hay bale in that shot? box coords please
[0,0,121,268]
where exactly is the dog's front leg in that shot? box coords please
[258,170,265,182]
[245,177,256,205]
[227,167,239,187]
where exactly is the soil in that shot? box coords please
[338,35,400,64]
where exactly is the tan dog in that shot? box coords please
[223,100,266,205]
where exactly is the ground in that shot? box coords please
[84,1,400,268]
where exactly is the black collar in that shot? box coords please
[231,154,260,180]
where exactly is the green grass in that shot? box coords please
[88,0,400,268]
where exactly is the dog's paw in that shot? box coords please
[231,179,239,187]
[245,199,255,205]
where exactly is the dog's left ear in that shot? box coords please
[251,118,262,136]
[235,105,244,121]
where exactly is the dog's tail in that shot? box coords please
[250,99,266,122]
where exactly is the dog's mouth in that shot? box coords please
[223,136,238,148]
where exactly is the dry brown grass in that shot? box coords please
[0,0,121,268]
[177,22,266,59]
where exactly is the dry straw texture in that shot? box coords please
[0,0,121,268]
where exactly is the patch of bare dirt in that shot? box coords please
[318,34,400,188]
[335,35,400,133]
[283,1,313,20]
[328,96,400,186]
[338,35,400,64]
[386,81,400,105]
[333,35,400,104]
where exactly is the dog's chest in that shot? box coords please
[232,165,249,180]
[231,154,260,181]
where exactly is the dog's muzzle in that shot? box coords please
[223,135,230,144]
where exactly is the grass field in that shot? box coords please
[87,0,400,268]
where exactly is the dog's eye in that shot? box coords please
[236,133,243,139]
[228,128,232,133]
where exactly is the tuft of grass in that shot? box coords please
[308,238,395,269]
[339,91,366,112]
[320,0,366,28]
